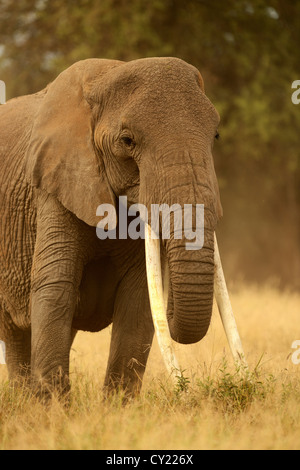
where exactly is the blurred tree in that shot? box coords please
[0,0,299,287]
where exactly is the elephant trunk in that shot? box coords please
[165,231,214,344]
[143,148,220,346]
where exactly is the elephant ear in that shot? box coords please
[25,58,123,227]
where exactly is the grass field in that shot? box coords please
[0,284,299,450]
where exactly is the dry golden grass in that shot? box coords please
[0,283,299,450]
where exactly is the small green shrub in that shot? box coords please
[196,356,276,414]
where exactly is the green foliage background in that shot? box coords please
[0,0,299,288]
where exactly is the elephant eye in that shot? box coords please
[215,131,220,140]
[121,135,135,149]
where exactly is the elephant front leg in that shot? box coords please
[104,265,154,396]
[30,283,77,396]
[30,192,87,397]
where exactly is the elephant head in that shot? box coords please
[25,57,222,348]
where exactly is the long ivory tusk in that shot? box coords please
[145,223,180,380]
[214,233,247,367]
[145,222,247,381]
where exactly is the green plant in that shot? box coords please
[197,356,276,414]
[174,369,191,397]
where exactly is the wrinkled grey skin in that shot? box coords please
[0,57,222,396]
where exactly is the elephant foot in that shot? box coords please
[103,372,142,403]
[31,367,71,405]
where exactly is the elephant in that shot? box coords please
[0,57,223,397]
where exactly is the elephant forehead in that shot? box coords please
[97,57,219,132]
[115,57,201,92]
[123,82,219,131]
[97,57,201,101]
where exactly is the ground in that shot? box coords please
[0,283,299,450]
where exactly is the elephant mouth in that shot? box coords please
[144,223,247,380]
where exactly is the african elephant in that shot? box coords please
[0,57,222,396]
